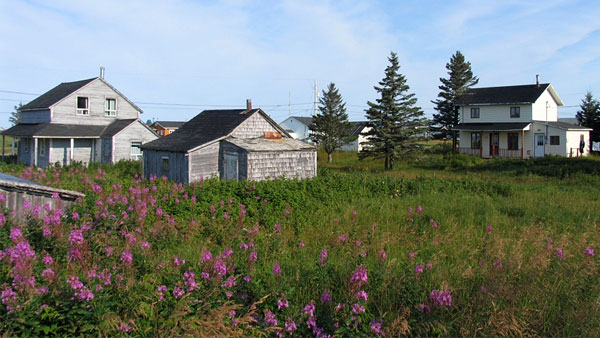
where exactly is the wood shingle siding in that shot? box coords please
[231,112,279,138]
[189,142,220,181]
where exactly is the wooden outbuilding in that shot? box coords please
[141,103,317,182]
[0,173,84,219]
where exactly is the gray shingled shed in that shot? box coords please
[141,106,317,182]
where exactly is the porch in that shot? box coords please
[453,123,531,159]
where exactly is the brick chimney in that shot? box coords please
[246,99,252,110]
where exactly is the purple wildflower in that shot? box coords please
[273,263,282,276]
[356,290,368,301]
[585,247,594,257]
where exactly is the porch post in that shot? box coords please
[33,138,38,166]
[11,137,15,155]
[521,130,525,159]
[70,138,74,164]
[452,130,457,154]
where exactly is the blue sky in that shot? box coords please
[1,0,599,128]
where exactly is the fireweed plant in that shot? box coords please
[0,160,599,336]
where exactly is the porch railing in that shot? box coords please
[459,148,522,158]
[459,148,481,156]
[497,149,521,158]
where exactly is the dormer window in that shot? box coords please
[470,108,480,118]
[77,96,89,115]
[510,107,520,118]
[105,98,117,116]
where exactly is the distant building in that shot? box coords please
[151,121,186,136]
[338,121,371,152]
[454,80,591,158]
[2,71,158,166]
[279,116,313,142]
[142,102,316,182]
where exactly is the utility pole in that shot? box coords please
[313,80,319,117]
[288,91,291,116]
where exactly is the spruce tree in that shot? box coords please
[9,103,22,126]
[576,91,600,143]
[359,52,427,170]
[309,83,355,163]
[431,51,478,137]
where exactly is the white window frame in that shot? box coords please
[470,108,480,118]
[105,98,117,116]
[76,96,89,115]
[131,141,142,160]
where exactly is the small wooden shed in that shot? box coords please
[0,173,84,218]
[141,105,317,183]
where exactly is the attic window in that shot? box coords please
[470,108,480,118]
[77,96,89,115]
[105,98,117,116]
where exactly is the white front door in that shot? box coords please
[534,133,545,157]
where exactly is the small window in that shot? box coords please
[507,133,519,150]
[471,132,481,149]
[510,107,520,118]
[550,136,560,145]
[161,157,169,172]
[470,108,480,118]
[105,98,117,116]
[77,97,89,115]
[23,139,29,153]
[131,141,142,160]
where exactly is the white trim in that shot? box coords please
[105,97,117,117]
[76,96,89,115]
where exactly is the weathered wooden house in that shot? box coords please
[2,70,158,166]
[141,103,317,182]
[0,172,84,219]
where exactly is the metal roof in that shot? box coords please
[0,173,84,199]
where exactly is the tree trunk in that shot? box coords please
[384,157,388,170]
[328,152,332,163]
[390,157,394,170]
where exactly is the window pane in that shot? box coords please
[508,133,518,150]
[471,132,481,149]
[510,107,520,118]
[77,97,88,109]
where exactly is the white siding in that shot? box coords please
[532,89,559,122]
[50,79,140,125]
[279,117,311,141]
[462,104,532,123]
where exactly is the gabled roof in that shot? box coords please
[460,83,563,106]
[141,109,289,152]
[21,78,96,111]
[350,121,368,136]
[20,77,143,113]
[2,119,153,138]
[152,121,186,129]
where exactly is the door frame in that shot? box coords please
[534,133,545,157]
[489,132,499,157]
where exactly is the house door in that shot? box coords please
[534,133,545,157]
[223,153,238,181]
[489,132,499,157]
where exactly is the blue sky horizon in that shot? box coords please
[1,0,599,128]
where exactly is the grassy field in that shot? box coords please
[0,152,599,336]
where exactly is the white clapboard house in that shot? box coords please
[3,71,158,167]
[454,79,592,158]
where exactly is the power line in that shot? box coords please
[0,90,40,96]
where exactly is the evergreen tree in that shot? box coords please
[576,91,600,143]
[309,83,355,163]
[431,51,478,137]
[359,52,427,170]
[9,103,22,126]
